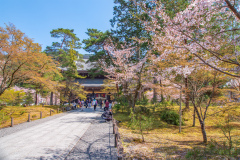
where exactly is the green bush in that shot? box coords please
[185,147,203,160]
[113,103,121,112]
[160,109,183,125]
[186,139,240,159]
[136,97,148,105]
[135,106,150,116]
[205,139,240,158]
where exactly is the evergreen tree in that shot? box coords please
[45,28,84,106]
[82,29,112,78]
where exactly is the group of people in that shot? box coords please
[71,98,114,111]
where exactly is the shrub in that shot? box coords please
[136,97,148,105]
[186,139,240,159]
[129,108,154,142]
[113,103,121,112]
[160,109,183,125]
[185,147,203,160]
[135,106,150,116]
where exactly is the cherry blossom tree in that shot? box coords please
[100,40,148,111]
[143,0,240,77]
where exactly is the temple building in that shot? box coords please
[75,55,111,100]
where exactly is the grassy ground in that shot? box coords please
[0,105,62,128]
[113,104,240,159]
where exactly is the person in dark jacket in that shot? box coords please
[99,99,103,109]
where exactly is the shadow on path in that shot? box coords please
[65,116,117,160]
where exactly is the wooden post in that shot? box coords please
[113,122,115,134]
[50,109,52,116]
[11,117,13,127]
[115,133,118,147]
[57,108,59,113]
[40,111,42,119]
[28,114,30,122]
[116,125,118,133]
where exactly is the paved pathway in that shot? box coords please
[0,108,117,160]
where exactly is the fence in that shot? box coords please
[0,107,64,128]
[112,117,125,160]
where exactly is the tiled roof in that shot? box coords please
[76,59,95,71]
[60,54,96,71]
[75,78,105,85]
[83,54,92,59]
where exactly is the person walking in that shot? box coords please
[77,98,81,109]
[85,99,88,108]
[81,99,85,111]
[99,98,103,109]
[72,102,76,110]
[104,100,109,111]
[109,100,112,110]
[88,99,92,108]
[92,98,97,111]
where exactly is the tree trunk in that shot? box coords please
[184,77,189,111]
[179,86,182,133]
[160,79,163,102]
[68,92,71,107]
[55,93,57,105]
[35,91,38,105]
[200,120,207,144]
[193,107,196,127]
[50,92,53,105]
[153,78,157,102]
[116,83,119,97]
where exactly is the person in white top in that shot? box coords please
[109,100,112,110]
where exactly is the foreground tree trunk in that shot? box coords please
[200,120,207,144]
[50,92,53,105]
[194,105,208,144]
[192,107,196,127]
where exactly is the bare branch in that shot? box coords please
[225,0,240,20]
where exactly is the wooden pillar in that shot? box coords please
[11,117,13,127]
[40,111,42,119]
[28,114,30,122]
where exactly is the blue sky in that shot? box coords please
[0,0,114,55]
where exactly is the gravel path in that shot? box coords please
[0,108,117,160]
[65,115,118,160]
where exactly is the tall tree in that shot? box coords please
[0,23,61,96]
[82,29,111,78]
[45,28,83,104]
[110,0,151,43]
